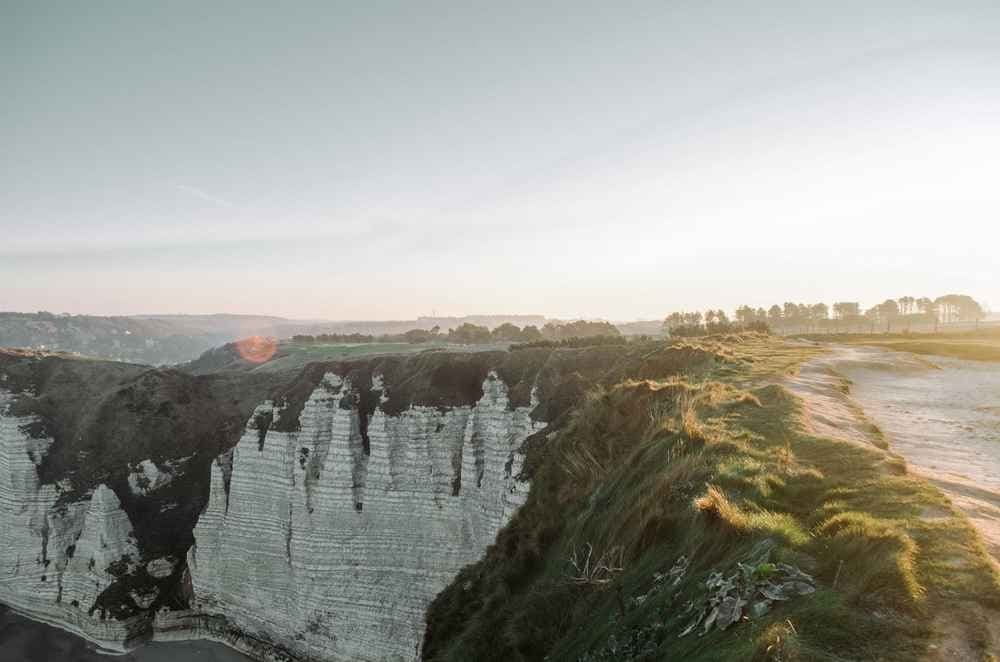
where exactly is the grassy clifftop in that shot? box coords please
[796,328,1000,362]
[423,335,1000,661]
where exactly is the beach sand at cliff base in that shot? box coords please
[0,606,252,662]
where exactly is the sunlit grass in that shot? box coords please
[798,329,1000,362]
[248,340,449,372]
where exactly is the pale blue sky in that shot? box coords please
[2,1,998,319]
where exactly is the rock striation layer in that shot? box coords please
[187,370,544,661]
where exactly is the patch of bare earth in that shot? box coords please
[781,356,885,450]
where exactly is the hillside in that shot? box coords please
[0,313,297,365]
[423,335,1000,661]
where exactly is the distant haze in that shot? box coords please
[2,1,998,319]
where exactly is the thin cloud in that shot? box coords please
[173,183,236,208]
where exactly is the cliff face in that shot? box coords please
[188,371,542,661]
[0,391,151,648]
[0,344,724,660]
[0,350,272,650]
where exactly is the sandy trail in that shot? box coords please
[787,344,1000,562]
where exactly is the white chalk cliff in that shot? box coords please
[0,363,547,661]
[187,370,543,661]
[0,388,147,650]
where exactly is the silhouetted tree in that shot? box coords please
[448,323,491,344]
[542,320,621,341]
[403,328,437,343]
[933,294,984,327]
[898,296,915,316]
[878,299,900,332]
[490,323,523,342]
[734,306,755,325]
[767,305,783,328]
[662,312,685,332]
[864,306,880,333]
[520,325,543,341]
[832,302,860,319]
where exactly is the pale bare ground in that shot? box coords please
[780,347,887,449]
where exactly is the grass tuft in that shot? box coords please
[814,512,924,607]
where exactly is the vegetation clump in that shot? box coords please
[512,335,628,350]
[289,319,618,346]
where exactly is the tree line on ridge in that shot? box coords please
[663,293,987,336]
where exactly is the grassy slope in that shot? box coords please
[184,340,514,374]
[423,335,1000,661]
[796,329,1000,362]
[248,341,447,372]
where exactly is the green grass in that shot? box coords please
[797,330,1000,362]
[247,341,448,372]
[422,335,1000,662]
[246,340,522,373]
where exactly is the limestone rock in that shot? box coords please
[188,371,544,662]
[146,557,177,579]
[127,459,174,495]
[0,388,146,650]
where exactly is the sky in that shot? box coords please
[2,0,999,321]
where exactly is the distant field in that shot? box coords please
[248,340,511,373]
[798,329,1000,362]
[250,342,439,372]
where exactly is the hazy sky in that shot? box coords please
[3,1,998,320]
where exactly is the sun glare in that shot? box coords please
[234,335,278,364]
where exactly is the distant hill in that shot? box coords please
[0,312,563,365]
[323,315,548,335]
[131,313,293,335]
[0,312,277,365]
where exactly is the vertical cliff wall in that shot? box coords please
[0,387,149,649]
[0,350,274,650]
[0,344,715,660]
[187,370,544,661]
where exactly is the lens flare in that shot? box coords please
[234,335,277,364]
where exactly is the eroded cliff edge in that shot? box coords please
[0,348,276,651]
[0,343,724,660]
